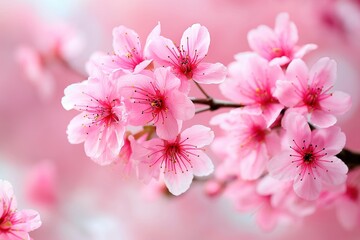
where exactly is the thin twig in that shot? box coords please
[194,81,211,98]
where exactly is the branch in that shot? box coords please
[190,97,244,111]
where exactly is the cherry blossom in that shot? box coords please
[0,180,41,240]
[89,23,160,75]
[147,23,226,91]
[211,109,281,180]
[220,54,285,125]
[332,167,360,230]
[247,12,317,66]
[131,125,214,196]
[274,57,352,128]
[61,72,129,165]
[120,67,195,140]
[268,112,348,200]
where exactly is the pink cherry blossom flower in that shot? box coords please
[274,57,352,128]
[268,112,348,200]
[90,23,160,75]
[211,108,281,180]
[120,67,195,140]
[25,160,58,207]
[131,125,214,196]
[247,12,317,66]
[332,167,360,230]
[0,180,41,240]
[61,73,128,165]
[147,23,227,91]
[220,54,285,125]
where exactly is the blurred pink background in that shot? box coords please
[1,0,360,239]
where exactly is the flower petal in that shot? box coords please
[192,62,227,84]
[268,150,297,181]
[319,91,352,115]
[293,169,322,201]
[180,23,210,60]
[181,125,214,148]
[191,150,214,177]
[164,170,194,196]
[310,110,337,128]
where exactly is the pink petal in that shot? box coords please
[309,57,337,89]
[293,170,322,201]
[268,151,297,181]
[269,56,290,66]
[192,62,227,84]
[130,137,162,183]
[294,44,318,59]
[240,144,268,180]
[154,67,181,92]
[112,26,142,57]
[133,59,153,73]
[181,125,214,148]
[335,198,359,230]
[147,36,179,67]
[169,91,195,120]
[274,12,298,47]
[180,24,210,60]
[191,151,214,177]
[312,126,346,156]
[155,113,179,140]
[319,91,352,115]
[66,113,89,144]
[282,111,311,146]
[12,209,42,232]
[164,170,193,196]
[247,25,278,60]
[309,110,337,128]
[84,125,106,158]
[286,58,309,91]
[61,81,89,110]
[274,83,300,108]
[143,22,161,58]
[317,156,348,186]
[263,103,284,127]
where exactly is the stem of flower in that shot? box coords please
[194,81,211,98]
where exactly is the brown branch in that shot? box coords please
[190,97,244,112]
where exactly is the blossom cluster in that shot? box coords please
[209,12,353,230]
[60,12,357,230]
[62,23,226,196]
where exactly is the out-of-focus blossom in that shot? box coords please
[132,125,214,196]
[332,166,360,230]
[0,180,41,240]
[15,22,84,100]
[247,12,317,66]
[88,23,160,75]
[220,54,284,125]
[61,72,128,165]
[25,161,58,208]
[275,57,352,128]
[211,109,281,180]
[120,67,195,140]
[268,112,348,200]
[147,23,227,91]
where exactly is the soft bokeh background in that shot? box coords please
[1,0,360,239]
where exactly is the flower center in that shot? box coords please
[303,87,322,109]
